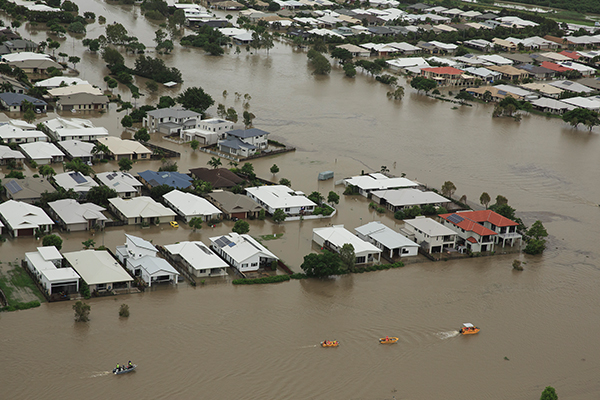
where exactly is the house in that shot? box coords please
[35,76,90,89]
[137,170,193,190]
[245,185,316,216]
[3,53,63,75]
[370,188,450,212]
[336,43,371,57]
[218,128,270,157]
[421,66,470,86]
[189,167,244,189]
[210,232,278,272]
[343,173,419,198]
[108,196,176,225]
[96,136,151,160]
[164,241,229,277]
[560,96,600,111]
[465,86,524,102]
[487,65,530,82]
[477,54,513,66]
[540,61,573,74]
[56,93,109,112]
[312,225,382,264]
[48,199,107,232]
[0,74,29,94]
[0,200,53,237]
[387,42,421,55]
[142,106,201,133]
[355,221,418,259]
[557,61,596,77]
[0,92,47,112]
[386,57,430,72]
[3,177,55,203]
[19,142,64,164]
[544,35,575,49]
[25,246,80,296]
[96,171,143,198]
[463,67,502,83]
[56,140,96,163]
[163,190,222,222]
[530,97,575,115]
[42,117,109,142]
[549,80,593,94]
[115,234,179,286]
[464,39,493,52]
[47,84,103,97]
[439,210,522,251]
[0,144,25,167]
[402,216,456,254]
[515,63,555,80]
[0,123,47,144]
[520,83,563,99]
[205,191,262,219]
[53,171,98,195]
[180,118,234,144]
[63,250,133,294]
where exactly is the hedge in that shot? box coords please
[232,275,290,285]
[2,300,41,312]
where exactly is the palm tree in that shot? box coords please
[207,156,222,169]
[91,142,110,158]
[0,82,14,93]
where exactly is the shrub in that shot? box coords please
[2,300,40,312]
[119,303,130,317]
[290,273,308,279]
[232,275,290,285]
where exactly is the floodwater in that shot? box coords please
[2,1,600,399]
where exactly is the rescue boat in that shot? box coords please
[459,323,480,335]
[379,337,399,344]
[321,341,339,347]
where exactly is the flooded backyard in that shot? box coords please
[1,1,600,399]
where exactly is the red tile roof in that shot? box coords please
[421,66,464,75]
[439,213,497,237]
[541,61,572,72]
[559,50,580,60]
[466,236,478,244]
[440,209,518,237]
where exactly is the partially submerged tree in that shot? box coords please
[441,181,456,198]
[73,301,91,322]
[42,234,63,250]
[479,192,491,209]
[232,219,250,234]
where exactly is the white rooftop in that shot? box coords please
[210,233,277,263]
[0,145,25,160]
[108,196,176,219]
[35,77,90,88]
[163,190,222,217]
[245,185,316,209]
[404,216,456,237]
[355,221,418,250]
[58,140,95,158]
[97,136,151,156]
[129,256,179,277]
[96,171,143,194]
[64,250,133,285]
[344,173,419,191]
[0,124,47,141]
[313,225,382,256]
[0,200,53,231]
[48,199,107,225]
[1,52,52,62]
[19,142,64,161]
[53,172,98,193]
[164,241,229,271]
[48,84,103,97]
[371,189,449,207]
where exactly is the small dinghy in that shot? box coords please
[379,337,399,344]
[459,323,480,335]
[321,341,339,347]
[113,364,137,375]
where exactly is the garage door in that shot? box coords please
[19,228,34,237]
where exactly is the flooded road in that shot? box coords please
[2,1,600,398]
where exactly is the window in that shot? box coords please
[242,263,248,269]
[284,208,290,212]
[251,262,258,267]
[356,256,365,264]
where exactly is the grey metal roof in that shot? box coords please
[0,92,47,106]
[219,137,257,150]
[146,106,200,119]
[226,128,270,139]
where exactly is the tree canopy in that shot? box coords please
[232,219,250,234]
[176,86,214,114]
[301,251,342,277]
[410,76,437,93]
[562,107,600,131]
[307,49,331,75]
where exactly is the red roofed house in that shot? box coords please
[438,210,522,252]
[559,50,580,60]
[421,66,470,86]
[541,61,572,73]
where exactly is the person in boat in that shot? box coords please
[128,361,133,369]
[115,363,120,372]
[385,336,389,341]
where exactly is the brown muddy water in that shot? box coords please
[1,2,600,399]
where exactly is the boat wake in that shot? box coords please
[89,371,112,378]
[437,331,460,340]
[299,345,318,348]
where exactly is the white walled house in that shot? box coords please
[224,128,269,149]
[53,171,98,195]
[164,241,229,277]
[63,250,133,294]
[343,173,419,198]
[56,140,96,163]
[96,171,143,198]
[25,246,80,295]
[245,185,316,216]
[48,199,107,232]
[0,124,47,144]
[115,235,179,287]
[355,221,418,258]
[0,200,53,237]
[163,190,222,222]
[42,117,109,142]
[402,216,456,254]
[108,196,176,225]
[210,233,278,272]
[371,188,450,212]
[143,107,201,133]
[312,225,382,265]
[19,142,65,164]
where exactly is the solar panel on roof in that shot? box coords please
[563,81,573,85]
[5,180,22,194]
[107,174,115,180]
[195,243,214,255]
[215,236,232,248]
[498,90,507,95]
[69,172,87,184]
[447,214,464,224]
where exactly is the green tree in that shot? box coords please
[441,181,456,197]
[308,191,324,205]
[176,86,214,114]
[240,162,254,177]
[480,192,491,208]
[73,301,91,322]
[258,209,266,220]
[562,107,600,130]
[48,40,60,56]
[410,76,437,94]
[119,304,130,317]
[307,49,331,75]
[106,22,128,44]
[387,86,405,100]
[243,111,255,129]
[102,46,124,66]
[495,195,508,206]
[23,108,36,124]
[150,184,173,200]
[330,47,353,64]
[207,156,222,169]
[339,243,355,271]
[38,165,56,179]
[158,95,176,109]
[68,22,86,34]
[540,386,558,400]
[92,142,110,158]
[272,209,286,223]
[189,217,203,231]
[190,140,199,151]
[65,158,93,175]
[146,80,158,93]
[225,107,238,123]
[121,115,133,128]
[118,158,133,172]
[270,164,279,174]
[232,219,250,234]
[343,63,356,78]
[42,234,63,250]
[327,191,339,206]
[82,239,96,249]
[134,128,150,142]
[279,178,291,187]
[87,185,118,206]
[300,251,342,277]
